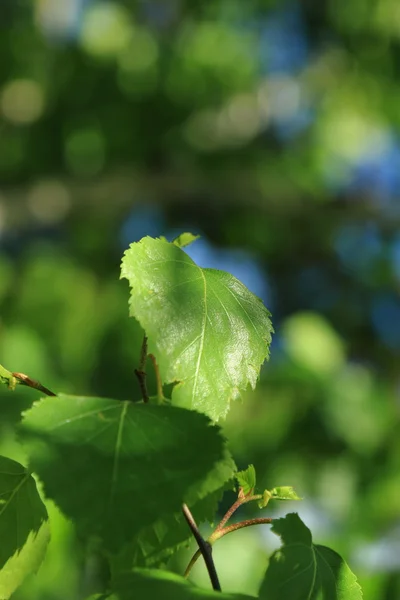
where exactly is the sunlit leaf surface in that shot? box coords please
[121,236,273,420]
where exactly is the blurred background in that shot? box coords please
[1,0,400,598]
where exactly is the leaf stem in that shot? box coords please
[182,504,221,592]
[148,353,163,402]
[12,372,56,396]
[134,335,149,403]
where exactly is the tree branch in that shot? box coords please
[12,372,56,396]
[182,503,221,592]
[134,335,149,402]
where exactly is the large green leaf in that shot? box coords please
[121,236,273,420]
[259,513,363,600]
[89,568,254,600]
[113,473,233,569]
[0,456,48,569]
[19,394,235,552]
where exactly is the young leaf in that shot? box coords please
[19,395,235,552]
[98,568,254,599]
[258,486,302,508]
[0,456,48,569]
[121,236,273,421]
[172,233,201,248]
[259,513,363,600]
[236,464,256,496]
[0,364,16,390]
[270,486,302,501]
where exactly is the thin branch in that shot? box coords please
[213,493,262,535]
[12,372,56,396]
[211,517,273,542]
[184,548,202,579]
[148,353,163,402]
[182,504,221,592]
[185,493,269,576]
[134,335,149,403]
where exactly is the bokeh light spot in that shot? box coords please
[1,79,45,125]
[28,180,71,225]
[80,2,133,58]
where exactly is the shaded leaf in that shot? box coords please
[0,521,50,600]
[19,394,234,552]
[93,568,254,600]
[259,513,363,600]
[121,236,273,421]
[0,456,48,569]
[112,470,233,570]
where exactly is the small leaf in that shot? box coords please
[0,365,16,390]
[236,464,256,496]
[0,456,48,569]
[259,513,363,600]
[172,233,201,248]
[19,395,235,552]
[121,236,273,421]
[258,490,272,509]
[270,486,302,501]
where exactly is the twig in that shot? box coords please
[213,493,262,534]
[211,517,273,542]
[134,335,149,403]
[12,372,56,396]
[182,504,221,592]
[185,491,268,576]
[148,353,163,402]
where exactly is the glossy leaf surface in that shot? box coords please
[121,236,273,420]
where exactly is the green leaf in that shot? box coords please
[236,464,256,496]
[172,232,201,248]
[0,456,48,569]
[19,394,235,552]
[258,486,302,508]
[259,513,363,600]
[0,364,16,390]
[113,467,234,570]
[0,521,50,600]
[99,568,254,600]
[270,486,302,501]
[121,236,273,421]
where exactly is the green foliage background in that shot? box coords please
[1,0,400,598]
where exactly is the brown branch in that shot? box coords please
[12,372,56,396]
[211,517,273,542]
[182,504,221,592]
[213,493,262,535]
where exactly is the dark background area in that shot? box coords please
[1,1,400,598]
